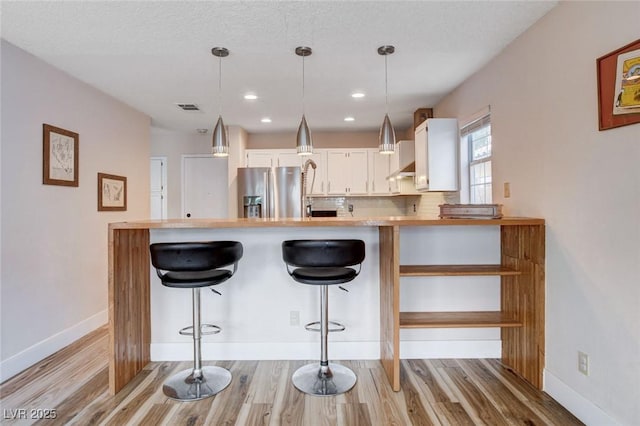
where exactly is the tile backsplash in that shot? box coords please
[309,192,459,218]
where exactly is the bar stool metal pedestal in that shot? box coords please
[282,239,365,396]
[150,241,243,401]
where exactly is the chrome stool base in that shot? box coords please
[162,366,232,401]
[292,362,356,396]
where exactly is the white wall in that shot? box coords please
[0,40,150,380]
[434,2,640,424]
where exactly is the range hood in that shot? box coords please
[387,139,415,180]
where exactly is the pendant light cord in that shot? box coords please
[385,54,389,114]
[302,54,306,115]
[218,56,223,117]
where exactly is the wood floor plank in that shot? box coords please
[32,367,109,426]
[336,403,372,426]
[270,360,305,426]
[399,361,437,426]
[203,360,258,426]
[436,366,510,426]
[303,395,337,426]
[406,359,454,403]
[0,327,583,426]
[432,402,475,426]
[243,403,273,425]
[459,359,547,425]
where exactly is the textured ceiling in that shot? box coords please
[1,1,556,134]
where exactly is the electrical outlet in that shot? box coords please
[504,182,511,198]
[413,203,417,213]
[348,204,354,213]
[578,351,589,376]
[289,311,300,326]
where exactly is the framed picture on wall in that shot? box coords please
[596,38,640,130]
[98,173,127,211]
[43,124,79,186]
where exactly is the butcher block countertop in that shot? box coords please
[109,216,544,230]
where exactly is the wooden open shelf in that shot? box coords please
[399,264,521,277]
[399,311,522,329]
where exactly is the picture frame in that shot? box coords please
[596,38,640,131]
[98,173,127,211]
[43,124,79,186]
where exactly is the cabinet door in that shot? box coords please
[305,151,327,195]
[347,150,369,195]
[368,150,390,194]
[415,119,459,191]
[246,150,275,168]
[277,151,302,168]
[414,124,428,191]
[327,151,349,195]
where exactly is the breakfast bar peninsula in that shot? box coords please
[108,216,544,395]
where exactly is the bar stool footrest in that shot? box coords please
[179,324,221,336]
[304,320,345,333]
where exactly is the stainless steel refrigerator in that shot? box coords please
[237,167,302,219]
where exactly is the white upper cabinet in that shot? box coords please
[277,151,303,168]
[326,149,368,195]
[246,150,276,168]
[368,150,391,194]
[415,119,459,191]
[304,151,327,196]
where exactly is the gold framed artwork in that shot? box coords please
[596,39,640,131]
[98,173,127,211]
[43,124,79,186]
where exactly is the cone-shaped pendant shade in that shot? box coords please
[378,113,396,155]
[296,114,313,156]
[211,115,229,157]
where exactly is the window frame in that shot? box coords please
[461,114,492,204]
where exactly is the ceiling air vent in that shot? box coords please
[176,103,200,111]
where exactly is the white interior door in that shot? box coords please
[150,157,167,219]
[182,155,228,219]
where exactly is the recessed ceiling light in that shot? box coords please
[261,117,272,123]
[344,116,355,122]
[351,92,365,98]
[244,94,258,100]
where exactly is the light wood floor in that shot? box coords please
[0,326,582,425]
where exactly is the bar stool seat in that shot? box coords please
[282,239,365,396]
[150,241,243,402]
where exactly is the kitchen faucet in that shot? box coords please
[302,159,317,217]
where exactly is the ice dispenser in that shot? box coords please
[243,195,263,218]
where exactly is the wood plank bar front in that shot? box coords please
[107,216,545,395]
[501,224,545,389]
[108,228,151,394]
[379,225,400,391]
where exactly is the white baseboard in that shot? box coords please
[401,340,501,359]
[151,340,500,361]
[0,310,107,383]
[544,369,619,426]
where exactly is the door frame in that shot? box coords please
[150,156,168,219]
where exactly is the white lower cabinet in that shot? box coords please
[326,149,368,195]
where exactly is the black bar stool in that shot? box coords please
[282,239,365,396]
[150,241,243,401]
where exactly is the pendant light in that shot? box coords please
[378,45,396,155]
[211,47,229,157]
[295,46,313,156]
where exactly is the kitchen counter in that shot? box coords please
[109,216,544,230]
[108,216,545,395]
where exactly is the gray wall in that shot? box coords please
[0,40,150,380]
[435,2,640,424]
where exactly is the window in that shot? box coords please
[461,115,492,204]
